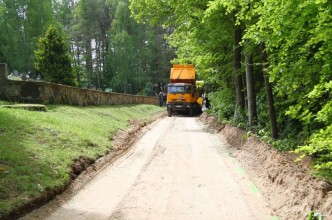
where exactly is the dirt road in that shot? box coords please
[23,116,276,220]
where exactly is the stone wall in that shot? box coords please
[0,63,158,106]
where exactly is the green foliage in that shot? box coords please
[73,65,87,88]
[107,0,150,93]
[34,25,77,86]
[307,211,324,220]
[210,87,235,122]
[226,0,332,174]
[294,81,332,173]
[297,125,332,168]
[70,0,173,92]
[107,0,173,94]
[1,0,331,175]
[140,82,154,96]
[0,0,173,93]
[71,0,112,89]
[0,0,57,72]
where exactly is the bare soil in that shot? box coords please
[199,113,332,220]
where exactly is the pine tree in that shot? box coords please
[34,25,77,86]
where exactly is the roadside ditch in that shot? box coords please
[199,113,332,220]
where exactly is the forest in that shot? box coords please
[0,0,331,176]
[0,0,175,93]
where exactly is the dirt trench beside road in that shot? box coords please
[22,114,332,220]
[200,113,332,220]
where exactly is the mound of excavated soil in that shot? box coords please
[199,113,332,220]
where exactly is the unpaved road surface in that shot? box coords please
[23,116,275,220]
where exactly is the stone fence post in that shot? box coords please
[0,63,8,82]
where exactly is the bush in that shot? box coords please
[34,25,77,86]
[210,87,235,121]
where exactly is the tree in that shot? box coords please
[71,0,114,89]
[105,0,174,94]
[34,25,77,86]
[53,0,76,31]
[233,25,245,118]
[245,40,257,130]
[260,43,278,139]
[237,0,331,171]
[130,0,248,115]
[0,0,56,72]
[107,0,150,93]
[0,2,6,63]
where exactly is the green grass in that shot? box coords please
[0,104,163,217]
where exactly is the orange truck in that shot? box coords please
[166,64,203,117]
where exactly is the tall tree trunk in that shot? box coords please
[260,42,278,139]
[85,39,93,88]
[233,25,245,118]
[245,41,257,129]
[96,39,101,90]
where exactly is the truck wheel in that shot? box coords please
[189,108,193,117]
[167,109,172,117]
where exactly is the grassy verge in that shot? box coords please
[0,103,163,217]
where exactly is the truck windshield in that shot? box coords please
[168,85,191,94]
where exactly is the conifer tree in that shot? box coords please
[35,25,77,86]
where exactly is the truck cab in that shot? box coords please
[166,64,202,117]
